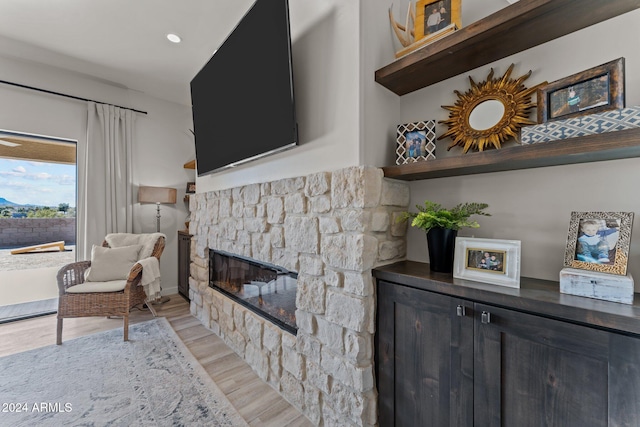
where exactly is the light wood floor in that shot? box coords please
[0,294,313,427]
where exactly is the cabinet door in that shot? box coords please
[474,303,631,427]
[377,281,473,427]
[177,233,190,299]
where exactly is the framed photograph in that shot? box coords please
[563,211,633,275]
[396,121,436,165]
[415,0,461,43]
[453,238,521,288]
[537,57,625,123]
[186,182,196,194]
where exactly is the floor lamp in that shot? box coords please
[138,185,177,304]
[138,186,177,232]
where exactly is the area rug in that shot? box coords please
[0,318,248,426]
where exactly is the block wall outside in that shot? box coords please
[0,218,76,248]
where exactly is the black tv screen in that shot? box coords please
[191,0,298,176]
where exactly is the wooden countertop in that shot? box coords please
[373,261,640,336]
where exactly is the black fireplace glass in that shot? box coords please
[209,250,297,334]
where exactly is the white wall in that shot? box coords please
[0,55,194,294]
[392,8,640,289]
[360,0,402,168]
[195,0,362,192]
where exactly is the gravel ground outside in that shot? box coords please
[0,246,76,271]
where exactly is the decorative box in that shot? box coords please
[521,106,640,145]
[559,267,634,304]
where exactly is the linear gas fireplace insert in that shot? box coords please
[209,250,297,334]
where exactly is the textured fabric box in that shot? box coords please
[559,267,634,304]
[521,106,640,144]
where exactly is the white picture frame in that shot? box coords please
[453,237,521,288]
[396,120,436,164]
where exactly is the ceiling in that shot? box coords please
[0,135,76,164]
[0,0,255,106]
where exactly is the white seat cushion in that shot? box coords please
[66,280,128,293]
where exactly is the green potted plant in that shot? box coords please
[400,200,490,272]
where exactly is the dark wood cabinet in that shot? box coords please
[475,304,607,427]
[375,262,640,427]
[378,281,473,426]
[178,230,191,301]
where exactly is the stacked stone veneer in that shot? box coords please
[188,166,409,426]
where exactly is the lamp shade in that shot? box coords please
[138,186,177,204]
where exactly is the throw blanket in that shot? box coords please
[105,233,165,303]
[137,257,162,301]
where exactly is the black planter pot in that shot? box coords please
[427,227,458,273]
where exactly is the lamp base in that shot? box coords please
[156,202,161,233]
[151,295,171,305]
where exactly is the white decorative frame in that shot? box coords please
[396,120,436,164]
[453,237,521,288]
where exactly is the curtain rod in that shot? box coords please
[0,79,148,115]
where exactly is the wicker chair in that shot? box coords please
[56,235,166,344]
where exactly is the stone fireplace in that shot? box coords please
[188,166,409,426]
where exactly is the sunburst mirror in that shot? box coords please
[438,64,545,153]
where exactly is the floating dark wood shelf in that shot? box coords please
[375,0,640,96]
[383,128,640,180]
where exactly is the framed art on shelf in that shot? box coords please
[537,57,625,123]
[563,211,633,275]
[453,237,521,288]
[396,120,436,164]
[186,182,196,194]
[389,0,460,58]
[415,0,461,43]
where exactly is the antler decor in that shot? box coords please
[438,64,546,153]
[390,1,460,58]
[389,3,415,48]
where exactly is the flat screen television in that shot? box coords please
[190,0,298,176]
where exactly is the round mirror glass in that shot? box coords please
[468,99,505,131]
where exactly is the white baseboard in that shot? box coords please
[161,285,178,296]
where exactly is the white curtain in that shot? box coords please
[77,102,135,259]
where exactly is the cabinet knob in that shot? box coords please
[456,305,466,317]
[481,311,491,324]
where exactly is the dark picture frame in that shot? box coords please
[537,58,625,123]
[563,211,633,276]
[186,182,196,194]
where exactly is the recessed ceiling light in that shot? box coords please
[167,33,182,43]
